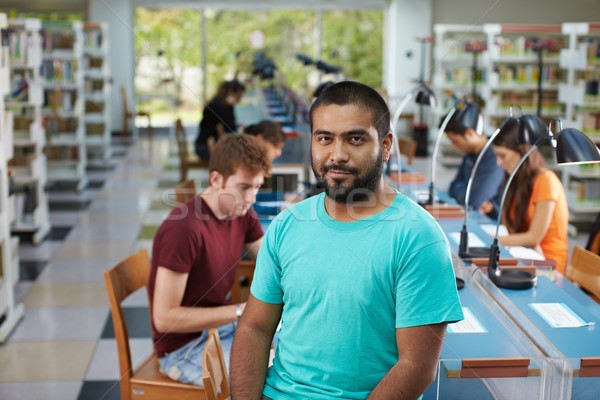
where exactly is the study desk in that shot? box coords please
[432,207,600,399]
[424,265,570,400]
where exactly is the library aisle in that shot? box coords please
[0,133,186,400]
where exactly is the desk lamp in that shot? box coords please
[487,118,600,290]
[389,83,436,189]
[425,101,482,205]
[458,112,546,258]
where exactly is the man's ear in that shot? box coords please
[382,131,394,161]
[465,128,478,140]
[209,170,224,189]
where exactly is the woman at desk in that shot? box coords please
[194,80,245,159]
[479,122,569,274]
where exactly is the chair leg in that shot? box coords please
[180,165,187,182]
[122,115,129,137]
[146,115,153,141]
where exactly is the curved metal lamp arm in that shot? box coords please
[390,90,418,190]
[391,91,415,128]
[430,108,456,187]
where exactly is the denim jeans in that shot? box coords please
[158,322,237,386]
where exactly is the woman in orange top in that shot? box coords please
[479,122,569,274]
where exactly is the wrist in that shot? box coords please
[235,304,242,321]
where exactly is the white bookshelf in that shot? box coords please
[0,12,24,343]
[41,20,87,191]
[83,21,111,165]
[432,24,486,112]
[482,24,567,131]
[557,22,600,219]
[6,18,51,244]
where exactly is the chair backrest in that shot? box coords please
[103,249,152,400]
[230,260,256,304]
[202,329,230,400]
[120,85,131,116]
[175,118,189,162]
[175,179,197,204]
[397,136,417,166]
[566,245,600,302]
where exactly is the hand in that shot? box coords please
[479,200,493,215]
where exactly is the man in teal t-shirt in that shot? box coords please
[230,81,464,399]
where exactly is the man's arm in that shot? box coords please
[367,322,447,400]
[244,237,263,260]
[448,158,469,205]
[231,294,283,400]
[152,266,240,333]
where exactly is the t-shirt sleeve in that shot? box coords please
[531,171,561,204]
[154,220,200,274]
[394,231,464,328]
[250,218,283,304]
[244,208,264,244]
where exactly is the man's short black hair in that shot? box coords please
[309,81,390,142]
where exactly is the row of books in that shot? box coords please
[497,91,560,108]
[496,36,564,56]
[41,59,78,82]
[4,29,34,60]
[41,30,76,51]
[83,30,103,49]
[444,68,487,85]
[43,89,79,112]
[496,64,561,83]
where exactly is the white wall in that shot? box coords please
[432,0,600,24]
[383,0,433,113]
[88,0,135,133]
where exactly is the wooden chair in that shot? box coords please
[120,86,153,140]
[230,260,255,304]
[566,245,600,304]
[103,249,205,400]
[202,329,230,400]
[397,136,417,166]
[175,118,210,182]
[175,178,197,204]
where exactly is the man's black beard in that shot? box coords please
[312,152,384,204]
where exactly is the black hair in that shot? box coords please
[309,81,390,142]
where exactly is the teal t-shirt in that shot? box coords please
[251,191,464,399]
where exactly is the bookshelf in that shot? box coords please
[0,12,24,343]
[482,24,567,130]
[41,20,87,191]
[557,22,600,220]
[6,18,51,244]
[432,24,487,111]
[83,21,111,165]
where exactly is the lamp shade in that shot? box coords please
[448,101,483,134]
[518,114,548,145]
[555,128,600,164]
[414,85,436,107]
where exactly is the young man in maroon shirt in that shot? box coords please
[148,133,270,385]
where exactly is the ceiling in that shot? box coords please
[0,0,389,13]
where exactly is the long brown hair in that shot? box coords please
[492,126,547,233]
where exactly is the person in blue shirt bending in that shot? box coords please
[443,101,504,212]
[230,81,463,400]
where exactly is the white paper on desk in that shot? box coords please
[507,246,545,260]
[447,307,487,333]
[255,201,288,208]
[480,223,509,238]
[413,189,429,202]
[529,303,588,328]
[448,232,486,248]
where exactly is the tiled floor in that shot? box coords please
[0,132,592,400]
